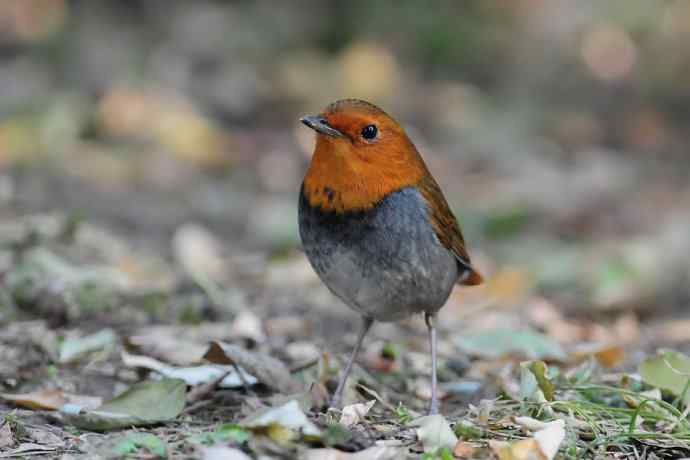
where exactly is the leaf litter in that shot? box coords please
[2,210,690,459]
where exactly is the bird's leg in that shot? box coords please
[330,316,374,409]
[425,312,439,415]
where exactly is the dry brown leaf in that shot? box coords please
[0,389,101,411]
[489,419,565,460]
[570,344,625,368]
[453,440,477,458]
[490,439,542,460]
[204,341,302,393]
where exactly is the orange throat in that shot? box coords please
[302,139,427,213]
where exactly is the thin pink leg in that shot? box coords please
[330,316,374,409]
[425,312,439,415]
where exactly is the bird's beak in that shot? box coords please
[300,115,344,138]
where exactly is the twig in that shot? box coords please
[186,370,231,405]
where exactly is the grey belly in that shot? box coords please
[298,186,458,322]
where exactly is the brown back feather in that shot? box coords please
[416,174,483,286]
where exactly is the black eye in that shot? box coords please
[361,124,377,140]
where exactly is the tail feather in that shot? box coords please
[458,267,483,286]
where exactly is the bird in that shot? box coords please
[298,99,482,415]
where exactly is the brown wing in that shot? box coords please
[417,175,483,286]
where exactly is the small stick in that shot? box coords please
[186,370,231,405]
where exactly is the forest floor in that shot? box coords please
[1,155,690,460]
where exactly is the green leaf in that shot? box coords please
[322,423,353,447]
[639,349,690,403]
[525,361,555,401]
[58,329,117,363]
[455,328,566,360]
[112,433,166,458]
[60,379,186,430]
[189,423,252,445]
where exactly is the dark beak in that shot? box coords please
[300,115,344,138]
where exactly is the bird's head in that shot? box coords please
[300,99,428,212]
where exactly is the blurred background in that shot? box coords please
[1,0,690,359]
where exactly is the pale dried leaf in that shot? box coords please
[453,441,477,458]
[122,352,257,387]
[204,341,302,393]
[230,310,266,343]
[0,443,58,458]
[489,419,565,460]
[533,420,565,460]
[339,400,375,427]
[302,445,404,460]
[410,414,458,453]
[513,416,549,432]
[173,223,227,282]
[59,329,118,363]
[0,423,14,449]
[241,400,320,441]
[203,446,253,460]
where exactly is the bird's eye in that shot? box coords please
[361,124,378,140]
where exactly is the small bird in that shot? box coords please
[298,99,482,414]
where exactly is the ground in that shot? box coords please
[1,150,690,459]
[2,2,690,458]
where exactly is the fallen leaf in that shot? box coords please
[302,445,404,460]
[122,352,257,388]
[513,416,550,432]
[489,419,565,460]
[533,420,565,460]
[230,310,266,343]
[453,440,477,458]
[203,446,253,460]
[172,223,227,283]
[128,324,220,365]
[112,433,167,458]
[339,400,375,427]
[188,424,251,445]
[455,328,566,360]
[639,349,690,403]
[204,341,302,393]
[240,400,320,442]
[59,329,118,363]
[60,378,186,430]
[651,319,690,344]
[25,427,65,448]
[571,344,625,368]
[490,439,540,460]
[0,423,14,449]
[521,361,554,401]
[0,389,101,411]
[410,414,458,453]
[0,443,58,458]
